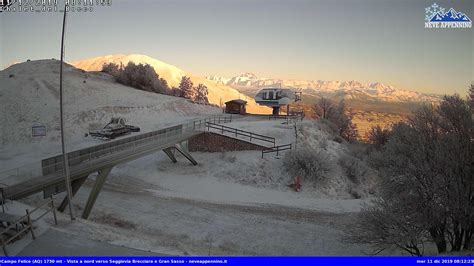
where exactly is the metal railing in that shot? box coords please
[205,122,276,147]
[29,195,58,225]
[0,115,233,189]
[268,114,303,123]
[192,116,232,129]
[0,212,33,256]
[0,196,57,256]
[261,144,292,158]
[40,116,232,176]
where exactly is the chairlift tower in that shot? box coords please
[254,88,302,115]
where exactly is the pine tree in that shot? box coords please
[195,83,209,103]
[179,76,194,99]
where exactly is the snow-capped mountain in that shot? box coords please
[72,54,270,114]
[206,73,441,103]
[205,75,231,85]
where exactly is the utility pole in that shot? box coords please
[59,3,75,220]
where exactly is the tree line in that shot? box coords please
[350,85,473,255]
[313,97,358,142]
[102,62,209,103]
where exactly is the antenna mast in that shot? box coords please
[59,3,75,220]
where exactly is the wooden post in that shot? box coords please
[1,188,5,213]
[2,238,7,256]
[26,209,35,240]
[82,167,113,219]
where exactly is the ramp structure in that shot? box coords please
[0,116,232,219]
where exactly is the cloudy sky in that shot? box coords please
[1,0,472,95]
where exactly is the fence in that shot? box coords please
[205,122,276,147]
[41,124,183,175]
[193,116,232,130]
[0,196,57,256]
[268,114,303,123]
[0,115,232,187]
[39,115,232,176]
[261,144,292,158]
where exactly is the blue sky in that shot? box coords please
[1,0,472,95]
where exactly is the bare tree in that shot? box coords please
[351,94,473,255]
[318,99,358,142]
[468,84,474,112]
[314,97,334,119]
[350,197,427,256]
[366,125,391,149]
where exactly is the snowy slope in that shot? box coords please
[71,54,271,114]
[207,73,442,103]
[0,59,221,168]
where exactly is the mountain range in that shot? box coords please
[206,73,442,103]
[71,54,270,114]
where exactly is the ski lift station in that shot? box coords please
[254,88,301,115]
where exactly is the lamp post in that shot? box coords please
[59,3,75,221]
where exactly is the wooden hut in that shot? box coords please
[225,99,247,114]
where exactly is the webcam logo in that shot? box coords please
[425,3,472,28]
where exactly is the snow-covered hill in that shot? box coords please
[0,59,222,167]
[72,55,270,114]
[207,73,442,103]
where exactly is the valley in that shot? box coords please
[207,73,433,138]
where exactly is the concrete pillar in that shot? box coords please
[58,175,88,212]
[82,167,113,219]
[181,140,189,151]
[175,143,197,165]
[163,147,177,163]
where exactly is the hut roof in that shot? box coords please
[225,99,247,105]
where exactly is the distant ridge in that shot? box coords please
[207,73,442,103]
[72,54,271,114]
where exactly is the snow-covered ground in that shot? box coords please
[12,118,371,255]
[0,59,220,172]
[1,60,378,255]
